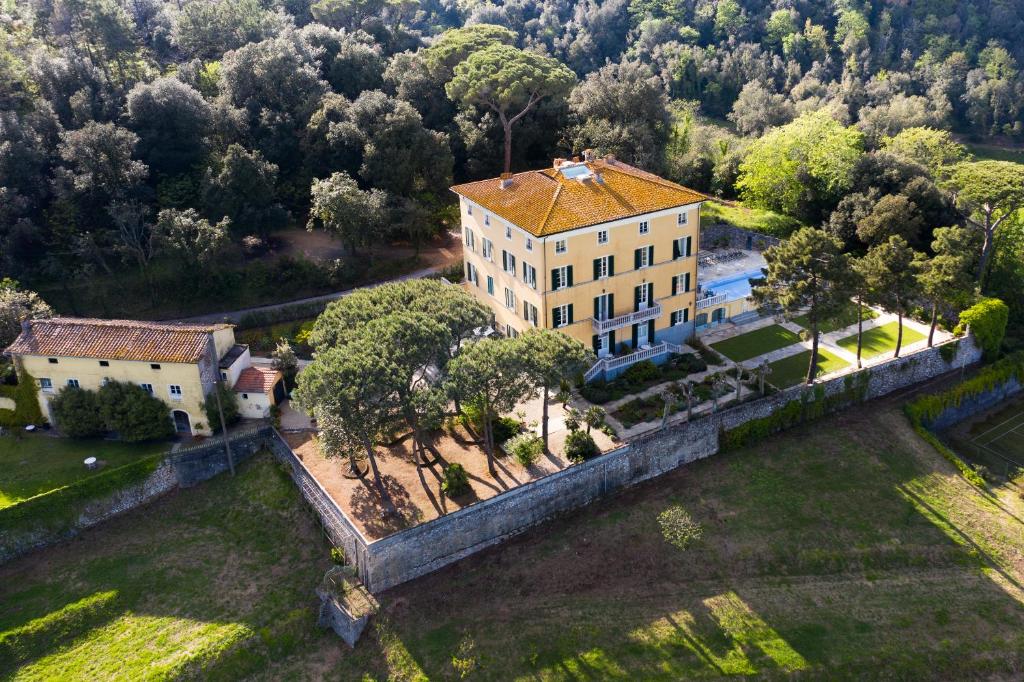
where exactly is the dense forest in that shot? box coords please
[1,0,1023,327]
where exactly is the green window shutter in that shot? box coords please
[551,268,560,289]
[552,307,562,327]
[672,275,678,296]
[593,296,600,319]
[631,323,639,347]
[647,282,654,302]
[593,258,600,280]
[608,293,614,318]
[633,285,641,312]
[685,236,692,257]
[648,319,655,342]
[634,248,641,269]
[647,245,654,264]
[566,265,573,287]
[592,334,599,352]
[684,272,690,292]
[673,239,680,260]
[567,304,574,324]
[608,255,614,276]
[609,329,616,349]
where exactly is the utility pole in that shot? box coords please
[204,334,234,476]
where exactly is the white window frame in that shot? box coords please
[597,229,608,245]
[39,377,53,392]
[467,204,473,215]
[638,246,651,268]
[482,237,493,261]
[554,265,569,290]
[677,212,688,225]
[672,309,689,326]
[523,263,537,289]
[525,237,533,251]
[140,382,154,394]
[505,224,512,240]
[100,377,111,386]
[487,275,494,296]
[168,384,183,400]
[637,321,650,345]
[597,332,610,357]
[525,302,538,326]
[503,250,516,274]
[485,213,490,226]
[638,284,650,309]
[504,287,516,310]
[555,239,567,254]
[639,220,649,234]
[554,304,570,328]
[675,272,691,293]
[596,256,610,279]
[66,378,80,388]
[464,227,475,251]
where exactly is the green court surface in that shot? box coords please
[711,325,802,363]
[837,321,925,358]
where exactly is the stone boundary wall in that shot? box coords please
[923,376,1023,432]
[353,335,982,593]
[700,223,781,252]
[0,427,270,564]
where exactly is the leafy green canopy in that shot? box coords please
[957,297,1010,360]
[737,111,864,222]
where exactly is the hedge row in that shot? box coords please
[904,351,1024,426]
[0,451,167,538]
[236,299,331,330]
[720,372,871,451]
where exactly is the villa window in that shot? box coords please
[466,262,479,286]
[467,204,473,216]
[485,214,491,226]
[101,377,111,386]
[634,245,653,269]
[551,265,572,290]
[678,212,688,225]
[524,301,538,326]
[504,287,516,310]
[464,227,475,251]
[555,239,567,254]
[593,255,613,280]
[639,220,649,234]
[38,378,53,392]
[673,236,692,260]
[505,224,512,240]
[526,237,533,251]
[482,237,493,261]
[672,272,691,295]
[597,229,608,244]
[487,275,494,296]
[552,303,573,328]
[48,358,58,364]
[140,383,154,394]
[150,363,161,370]
[502,250,517,274]
[671,309,690,326]
[169,385,183,400]
[522,263,537,289]
[99,360,109,367]
[67,378,80,388]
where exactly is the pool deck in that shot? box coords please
[697,248,767,284]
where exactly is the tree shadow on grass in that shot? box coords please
[348,473,421,538]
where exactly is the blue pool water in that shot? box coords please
[703,269,763,300]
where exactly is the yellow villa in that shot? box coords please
[452,153,707,381]
[4,318,285,436]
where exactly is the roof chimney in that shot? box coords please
[20,319,31,336]
[583,149,595,162]
[604,153,616,163]
[553,157,565,169]
[499,172,514,189]
[572,155,580,163]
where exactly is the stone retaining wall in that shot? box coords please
[701,223,781,251]
[924,377,1022,432]
[352,335,982,593]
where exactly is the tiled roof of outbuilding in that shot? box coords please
[233,366,281,394]
[4,318,230,364]
[450,158,706,237]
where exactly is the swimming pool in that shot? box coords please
[702,269,763,300]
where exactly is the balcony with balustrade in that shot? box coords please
[591,303,662,334]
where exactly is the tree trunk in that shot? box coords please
[806,320,819,385]
[928,301,938,348]
[364,437,395,516]
[977,219,995,287]
[541,383,550,452]
[856,296,864,369]
[502,120,513,174]
[894,310,904,358]
[483,406,495,474]
[347,450,361,477]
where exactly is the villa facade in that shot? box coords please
[5,318,284,436]
[452,154,707,381]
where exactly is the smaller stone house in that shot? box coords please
[4,317,284,436]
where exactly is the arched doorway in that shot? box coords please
[172,410,191,434]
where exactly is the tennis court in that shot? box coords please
[947,397,1024,478]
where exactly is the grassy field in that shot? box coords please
[793,304,878,335]
[0,434,169,509]
[7,406,1024,679]
[711,324,801,362]
[701,201,804,238]
[837,321,926,358]
[767,348,850,388]
[0,453,330,680]
[966,142,1024,164]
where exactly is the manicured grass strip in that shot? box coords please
[701,201,804,238]
[768,349,850,388]
[837,321,926,359]
[711,324,802,362]
[793,305,878,335]
[0,434,168,509]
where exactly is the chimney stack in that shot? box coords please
[572,155,580,163]
[499,172,514,189]
[583,149,595,162]
[20,319,31,336]
[553,157,565,169]
[604,153,616,163]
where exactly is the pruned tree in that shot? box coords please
[858,236,924,358]
[753,227,850,384]
[918,227,976,346]
[271,338,299,390]
[447,44,575,173]
[520,329,592,453]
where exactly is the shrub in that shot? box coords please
[579,381,614,404]
[0,366,44,428]
[441,463,470,496]
[506,432,543,467]
[97,381,174,442]
[621,360,660,385]
[330,547,346,565]
[492,416,520,445]
[658,505,703,550]
[204,383,240,433]
[564,407,582,432]
[50,386,104,438]
[956,297,1009,360]
[564,430,599,463]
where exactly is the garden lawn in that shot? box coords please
[710,324,802,362]
[701,201,803,238]
[837,321,926,358]
[767,349,850,388]
[0,434,168,509]
[793,304,878,335]
[0,453,330,680]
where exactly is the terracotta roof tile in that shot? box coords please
[450,159,706,237]
[4,318,231,364]
[233,366,281,394]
